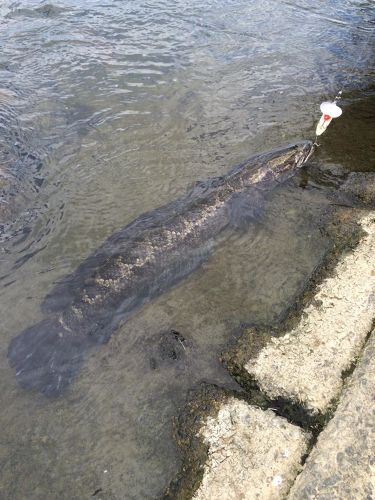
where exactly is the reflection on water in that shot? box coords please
[0,0,374,498]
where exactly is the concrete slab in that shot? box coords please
[243,212,375,415]
[288,330,375,499]
[193,398,310,500]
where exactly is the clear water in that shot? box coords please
[0,1,374,498]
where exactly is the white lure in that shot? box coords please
[315,101,343,136]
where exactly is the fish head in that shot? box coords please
[291,140,315,168]
[265,141,315,179]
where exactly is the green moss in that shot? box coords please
[162,383,232,500]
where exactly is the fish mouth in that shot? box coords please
[295,141,315,168]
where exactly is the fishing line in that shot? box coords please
[313,23,374,145]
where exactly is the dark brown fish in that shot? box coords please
[8,141,314,396]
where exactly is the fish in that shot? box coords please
[8,141,314,397]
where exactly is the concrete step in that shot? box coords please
[192,398,310,500]
[288,329,375,499]
[240,211,375,416]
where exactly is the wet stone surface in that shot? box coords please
[340,172,375,207]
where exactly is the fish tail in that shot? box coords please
[8,318,87,397]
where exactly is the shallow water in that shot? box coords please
[0,0,374,498]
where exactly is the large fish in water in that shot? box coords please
[8,141,314,396]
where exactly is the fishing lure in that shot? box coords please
[315,100,342,136]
